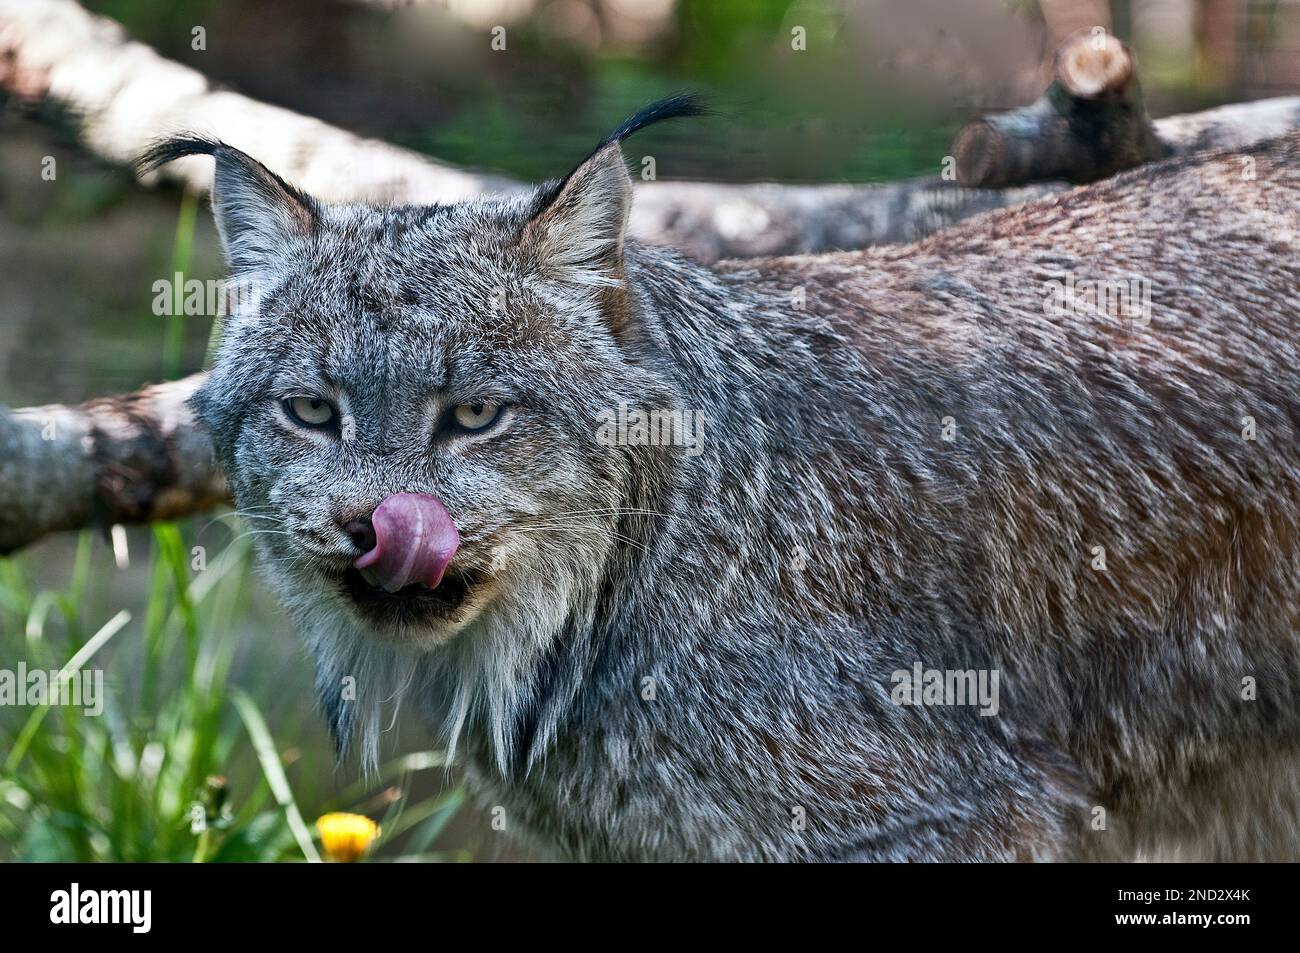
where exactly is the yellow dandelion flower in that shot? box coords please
[316,812,381,863]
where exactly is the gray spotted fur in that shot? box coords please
[144,107,1300,861]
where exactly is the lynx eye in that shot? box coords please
[283,395,337,429]
[452,402,501,432]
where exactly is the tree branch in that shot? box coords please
[0,375,226,554]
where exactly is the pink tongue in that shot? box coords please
[354,493,460,593]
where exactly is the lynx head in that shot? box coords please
[139,97,702,765]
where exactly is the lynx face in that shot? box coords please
[174,137,674,651]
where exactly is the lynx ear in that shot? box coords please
[520,95,705,285]
[523,142,632,285]
[137,136,318,274]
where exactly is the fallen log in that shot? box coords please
[4,1,1299,261]
[0,0,1054,259]
[0,375,225,555]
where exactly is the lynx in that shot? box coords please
[141,97,1300,861]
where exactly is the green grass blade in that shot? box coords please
[4,609,132,774]
[231,689,321,863]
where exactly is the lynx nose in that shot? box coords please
[343,517,377,553]
[352,493,460,593]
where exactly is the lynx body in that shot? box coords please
[143,101,1300,861]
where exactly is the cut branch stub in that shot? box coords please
[1055,29,1133,97]
[953,30,1169,188]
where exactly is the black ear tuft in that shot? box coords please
[594,92,709,152]
[135,135,318,274]
[532,94,708,214]
[134,135,223,177]
[522,94,707,279]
